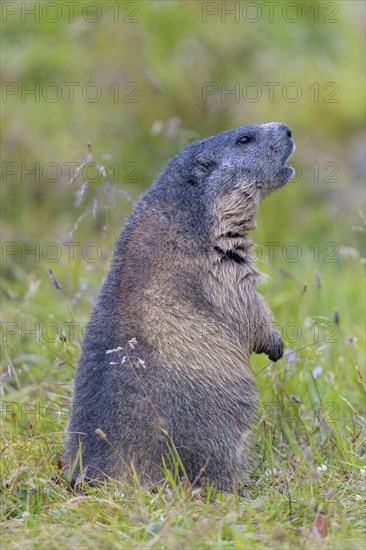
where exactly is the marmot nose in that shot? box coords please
[278,123,292,138]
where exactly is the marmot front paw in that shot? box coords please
[267,331,284,362]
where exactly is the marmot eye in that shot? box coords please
[237,135,253,144]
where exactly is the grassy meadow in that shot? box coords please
[1,1,365,548]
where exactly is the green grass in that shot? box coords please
[1,1,365,548]
[2,216,365,548]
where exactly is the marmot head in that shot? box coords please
[196,122,295,196]
[151,123,295,243]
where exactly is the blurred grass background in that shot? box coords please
[2,0,364,387]
[1,1,365,547]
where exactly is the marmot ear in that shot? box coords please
[194,154,216,171]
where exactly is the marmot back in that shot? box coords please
[65,122,295,492]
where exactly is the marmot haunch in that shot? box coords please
[66,122,295,492]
